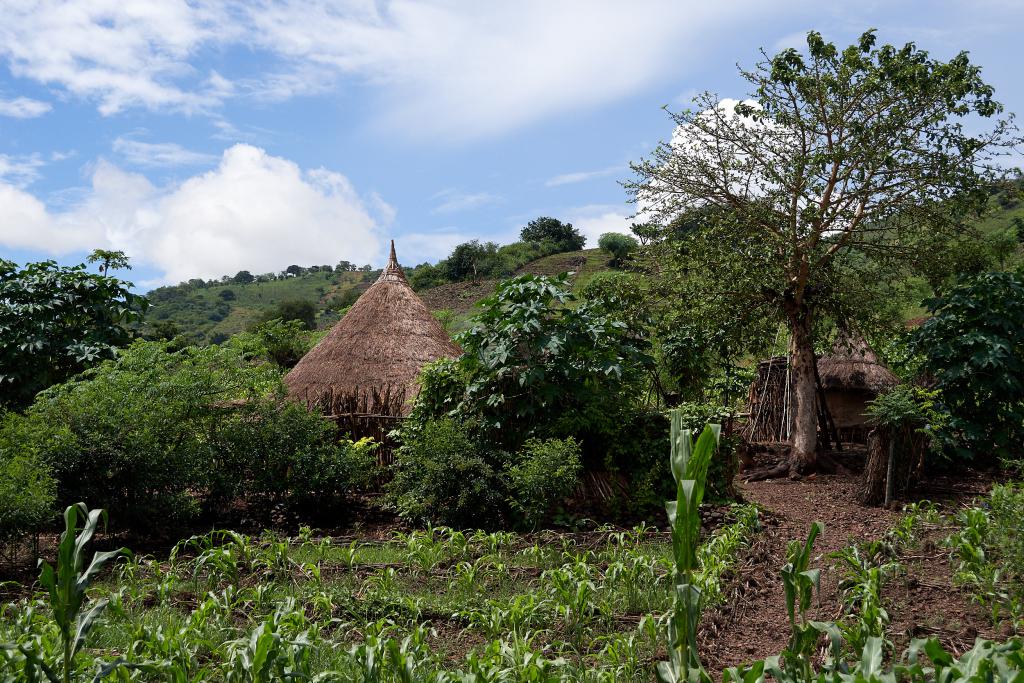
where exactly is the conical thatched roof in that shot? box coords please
[817,333,899,394]
[285,241,461,416]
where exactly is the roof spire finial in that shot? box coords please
[377,239,408,283]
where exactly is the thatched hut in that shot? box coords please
[818,334,899,440]
[743,334,899,445]
[285,241,461,438]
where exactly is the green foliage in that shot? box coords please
[0,415,55,548]
[15,340,357,531]
[506,437,582,529]
[657,414,720,683]
[947,484,1024,628]
[11,504,129,683]
[448,273,653,447]
[671,402,740,503]
[389,419,506,528]
[444,240,506,281]
[628,29,1018,462]
[520,216,586,252]
[259,299,317,330]
[597,232,639,267]
[866,385,946,432]
[85,249,131,276]
[0,258,148,408]
[231,318,317,368]
[911,271,1024,461]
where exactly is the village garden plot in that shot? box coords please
[0,507,757,681]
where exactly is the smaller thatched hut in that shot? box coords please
[743,334,899,445]
[818,334,899,440]
[284,241,461,440]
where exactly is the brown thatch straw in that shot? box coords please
[284,241,461,417]
[817,333,899,394]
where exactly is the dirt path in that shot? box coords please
[701,473,997,673]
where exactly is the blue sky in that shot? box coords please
[1,1,1022,289]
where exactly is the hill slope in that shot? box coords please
[144,249,615,342]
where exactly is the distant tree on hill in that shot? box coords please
[285,265,304,277]
[598,232,639,267]
[86,249,132,276]
[321,264,333,273]
[233,270,255,284]
[520,217,586,252]
[359,264,373,272]
[445,240,503,281]
[337,260,353,272]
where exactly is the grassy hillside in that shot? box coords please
[144,269,376,342]
[419,248,611,323]
[144,183,1024,344]
[143,249,616,342]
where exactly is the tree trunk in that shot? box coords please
[859,428,889,505]
[787,304,818,475]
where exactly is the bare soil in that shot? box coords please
[701,470,997,674]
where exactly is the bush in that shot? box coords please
[507,437,582,528]
[604,404,739,514]
[911,271,1024,462]
[211,400,374,517]
[0,415,56,547]
[234,318,316,368]
[18,340,360,531]
[389,419,506,528]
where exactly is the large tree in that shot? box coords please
[0,258,148,407]
[520,217,586,252]
[628,30,1017,476]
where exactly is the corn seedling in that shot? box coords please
[8,504,128,683]
[656,409,720,683]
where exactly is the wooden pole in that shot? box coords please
[884,435,896,507]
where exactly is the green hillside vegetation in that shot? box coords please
[144,268,377,343]
[143,217,609,342]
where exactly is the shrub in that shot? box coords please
[0,415,56,547]
[450,274,653,448]
[19,340,359,531]
[507,437,582,528]
[911,271,1024,462]
[211,400,374,517]
[233,318,316,368]
[389,419,506,528]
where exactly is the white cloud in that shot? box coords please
[430,188,502,214]
[0,144,383,284]
[0,1,236,115]
[565,204,635,247]
[545,166,623,187]
[113,138,218,167]
[394,230,472,264]
[0,154,46,187]
[0,1,788,138]
[0,95,51,118]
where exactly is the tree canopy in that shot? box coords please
[627,29,1018,475]
[0,258,148,408]
[520,217,586,252]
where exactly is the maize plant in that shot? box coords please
[4,504,130,683]
[656,409,720,683]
